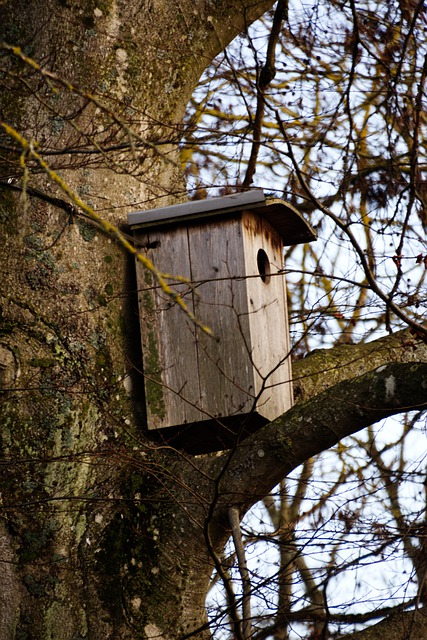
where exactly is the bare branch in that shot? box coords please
[229,507,252,640]
[207,360,427,517]
[242,0,288,188]
[341,606,427,640]
[276,113,427,340]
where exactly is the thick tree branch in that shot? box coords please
[339,606,427,640]
[193,330,427,532]
[292,329,427,402]
[208,360,427,516]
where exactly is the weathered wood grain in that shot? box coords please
[241,210,293,421]
[189,217,254,420]
[133,208,294,443]
[135,226,202,429]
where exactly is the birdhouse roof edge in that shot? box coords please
[127,190,316,246]
[127,190,265,227]
[261,199,317,245]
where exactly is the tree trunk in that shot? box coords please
[0,1,274,637]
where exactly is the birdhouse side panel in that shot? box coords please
[134,227,203,429]
[188,218,256,421]
[241,211,293,422]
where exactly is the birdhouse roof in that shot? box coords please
[127,190,316,246]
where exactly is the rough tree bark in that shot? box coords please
[0,1,426,639]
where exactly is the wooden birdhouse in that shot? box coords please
[128,190,316,453]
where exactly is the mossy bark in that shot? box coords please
[0,1,275,638]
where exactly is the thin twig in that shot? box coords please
[276,112,427,340]
[229,506,252,640]
[242,0,287,189]
[0,121,215,337]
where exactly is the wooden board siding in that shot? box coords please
[188,218,255,422]
[135,226,202,429]
[241,210,293,420]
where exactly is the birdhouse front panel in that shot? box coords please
[136,216,259,430]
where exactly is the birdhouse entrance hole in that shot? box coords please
[257,249,271,284]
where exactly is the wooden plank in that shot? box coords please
[188,217,256,422]
[241,211,293,421]
[134,226,203,429]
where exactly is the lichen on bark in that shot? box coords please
[0,0,279,636]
